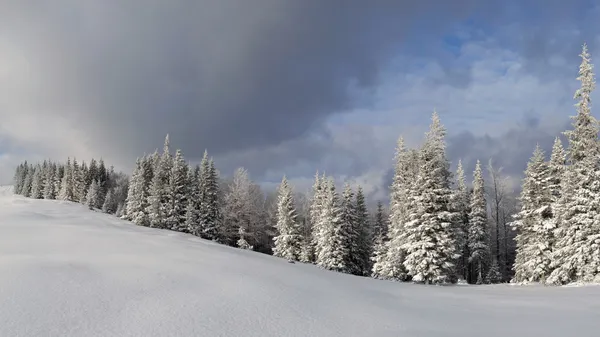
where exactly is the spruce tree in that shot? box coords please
[453,159,470,281]
[13,163,25,195]
[339,183,357,274]
[147,135,172,229]
[273,176,302,261]
[198,152,221,240]
[166,149,189,232]
[353,186,372,275]
[549,44,600,284]
[374,137,412,281]
[185,165,201,235]
[125,158,150,225]
[86,179,100,209]
[58,158,74,201]
[468,160,490,284]
[30,164,44,199]
[400,113,458,284]
[22,164,34,197]
[102,188,118,214]
[316,178,347,272]
[512,145,554,283]
[370,201,389,278]
[310,172,326,263]
[43,162,57,199]
[237,226,253,250]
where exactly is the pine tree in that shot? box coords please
[13,162,25,195]
[102,188,118,214]
[197,153,222,240]
[273,176,302,261]
[548,44,600,285]
[486,259,502,284]
[468,160,490,284]
[316,178,348,272]
[30,164,44,199]
[564,43,598,164]
[124,157,150,225]
[147,135,172,229]
[237,226,253,250]
[512,145,554,283]
[86,179,100,209]
[338,183,357,274]
[165,149,189,232]
[43,162,57,199]
[370,201,389,278]
[71,159,85,203]
[58,158,74,201]
[453,159,470,281]
[22,164,34,197]
[374,137,412,281]
[400,113,458,284]
[185,165,201,234]
[310,172,326,263]
[353,186,372,275]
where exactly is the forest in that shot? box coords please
[11,44,599,286]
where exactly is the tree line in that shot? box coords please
[11,44,598,285]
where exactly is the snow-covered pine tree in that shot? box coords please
[71,159,85,203]
[222,167,256,246]
[468,160,490,284]
[96,159,108,206]
[185,165,201,235]
[13,162,25,194]
[86,159,98,190]
[564,43,599,164]
[30,164,44,199]
[316,178,347,272]
[512,145,554,283]
[86,179,100,209]
[338,183,357,274]
[165,149,189,232]
[310,171,326,263]
[43,162,57,199]
[486,259,502,284]
[354,186,372,276]
[146,135,172,229]
[125,158,150,225]
[370,201,389,278]
[548,44,600,285]
[273,176,302,261]
[195,151,218,240]
[53,163,63,198]
[374,137,412,281]
[22,164,34,197]
[102,188,118,214]
[58,158,74,201]
[237,226,253,250]
[400,112,458,284]
[453,159,471,281]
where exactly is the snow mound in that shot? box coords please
[0,191,599,336]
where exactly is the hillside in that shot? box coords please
[0,186,598,337]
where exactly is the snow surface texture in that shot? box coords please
[0,186,599,337]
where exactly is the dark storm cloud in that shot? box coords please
[0,0,482,168]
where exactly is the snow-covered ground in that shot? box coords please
[0,186,599,337]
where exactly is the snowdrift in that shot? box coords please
[0,187,598,336]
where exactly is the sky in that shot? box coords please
[1,0,599,201]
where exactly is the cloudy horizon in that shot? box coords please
[1,0,599,201]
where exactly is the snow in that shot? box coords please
[0,186,599,337]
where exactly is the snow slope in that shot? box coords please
[0,186,599,337]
